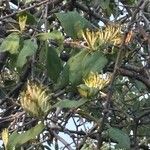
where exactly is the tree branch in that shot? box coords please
[0,0,63,21]
[118,68,150,89]
[74,1,111,25]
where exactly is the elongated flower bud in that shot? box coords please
[1,128,9,149]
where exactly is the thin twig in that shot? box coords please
[53,131,73,150]
[0,0,63,21]
[74,1,111,25]
[97,1,145,148]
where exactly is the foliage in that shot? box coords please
[0,33,20,54]
[2,123,44,150]
[107,126,130,149]
[0,0,150,149]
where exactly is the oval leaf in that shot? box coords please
[53,98,88,109]
[7,123,45,150]
[16,39,38,68]
[0,33,20,54]
[36,30,64,42]
[67,50,107,86]
[107,127,131,149]
[56,64,69,89]
[46,46,63,82]
[55,11,92,39]
[68,50,87,85]
[82,51,108,77]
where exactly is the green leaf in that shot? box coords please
[56,64,69,89]
[67,50,107,86]
[55,11,92,39]
[68,50,87,85]
[100,0,110,10]
[46,45,63,82]
[133,80,147,92]
[107,127,130,149]
[0,33,20,54]
[0,88,5,99]
[82,51,108,77]
[78,84,99,98]
[36,30,64,42]
[16,39,38,68]
[7,123,45,150]
[138,124,150,137]
[124,0,136,5]
[22,0,35,4]
[53,98,88,109]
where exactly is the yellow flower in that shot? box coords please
[20,81,51,118]
[81,29,99,51]
[99,25,122,46]
[1,128,9,149]
[84,72,111,90]
[81,25,122,52]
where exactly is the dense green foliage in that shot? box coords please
[0,0,150,149]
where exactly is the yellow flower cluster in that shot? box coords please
[81,29,99,51]
[99,25,122,46]
[84,72,111,90]
[81,25,122,52]
[20,81,51,118]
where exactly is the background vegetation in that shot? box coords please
[0,0,150,149]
